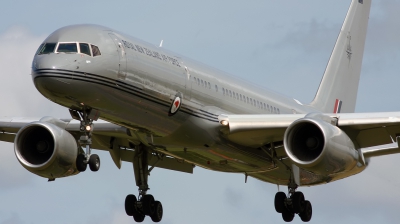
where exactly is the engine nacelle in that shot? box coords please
[284,117,359,175]
[14,121,79,179]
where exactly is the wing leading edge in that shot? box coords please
[218,112,400,157]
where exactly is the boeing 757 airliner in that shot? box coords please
[0,0,397,222]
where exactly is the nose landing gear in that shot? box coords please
[274,183,312,222]
[70,109,100,172]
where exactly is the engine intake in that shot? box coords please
[284,117,359,175]
[15,121,79,179]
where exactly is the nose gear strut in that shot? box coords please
[69,108,101,172]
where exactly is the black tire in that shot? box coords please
[282,208,294,222]
[133,212,145,223]
[89,154,100,172]
[125,194,137,216]
[274,192,286,213]
[299,200,312,222]
[141,194,155,216]
[150,201,163,222]
[76,154,87,172]
[292,191,305,213]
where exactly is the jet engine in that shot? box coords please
[14,121,80,179]
[284,117,359,175]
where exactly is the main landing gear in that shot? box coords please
[70,109,100,172]
[125,145,163,223]
[274,183,312,222]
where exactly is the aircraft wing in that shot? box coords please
[218,112,400,158]
[0,117,193,173]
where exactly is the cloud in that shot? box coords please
[0,26,67,117]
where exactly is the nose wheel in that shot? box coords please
[274,185,312,222]
[70,108,101,172]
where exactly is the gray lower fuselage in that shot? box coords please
[31,24,364,186]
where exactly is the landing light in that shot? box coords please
[220,120,229,126]
[85,125,91,131]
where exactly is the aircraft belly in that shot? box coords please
[153,116,279,174]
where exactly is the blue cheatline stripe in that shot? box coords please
[33,69,219,122]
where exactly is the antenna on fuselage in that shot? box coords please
[159,40,163,48]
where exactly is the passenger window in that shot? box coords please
[91,45,101,56]
[229,90,232,97]
[201,80,204,87]
[277,108,280,114]
[79,43,91,56]
[246,97,249,103]
[39,43,57,55]
[208,82,211,89]
[215,85,218,92]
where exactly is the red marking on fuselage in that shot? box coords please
[174,100,180,108]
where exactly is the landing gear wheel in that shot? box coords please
[76,154,87,172]
[292,191,305,213]
[125,194,137,216]
[299,200,312,222]
[150,201,163,222]
[89,154,100,171]
[274,192,286,213]
[133,212,145,223]
[282,208,294,222]
[141,194,155,216]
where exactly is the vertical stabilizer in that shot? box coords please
[309,0,371,113]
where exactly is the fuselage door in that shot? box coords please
[184,66,192,99]
[108,33,127,81]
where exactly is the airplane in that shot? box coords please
[0,0,397,222]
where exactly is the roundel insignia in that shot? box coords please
[169,96,182,116]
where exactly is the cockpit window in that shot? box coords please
[79,43,91,56]
[57,43,78,53]
[35,44,44,55]
[38,43,56,55]
[91,45,101,56]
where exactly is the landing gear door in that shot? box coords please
[108,33,127,80]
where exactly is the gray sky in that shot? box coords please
[0,0,400,223]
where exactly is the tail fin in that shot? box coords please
[309,0,371,113]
